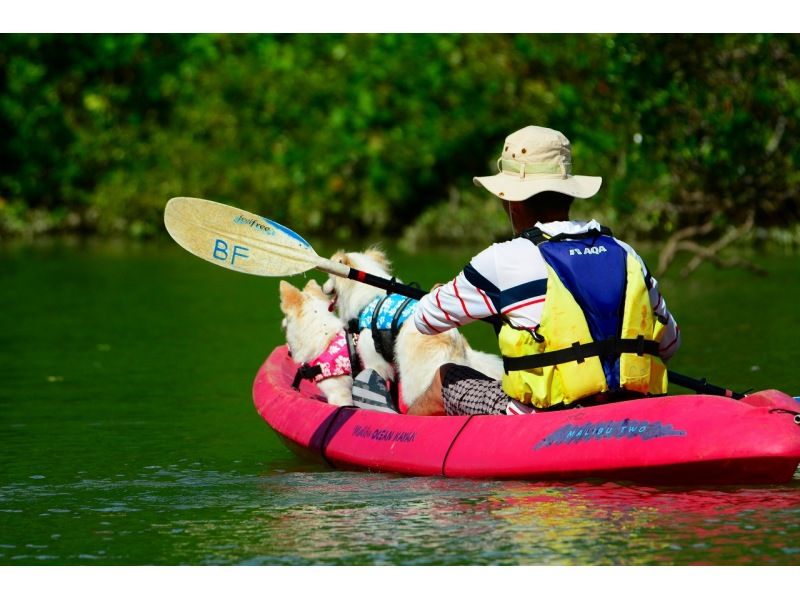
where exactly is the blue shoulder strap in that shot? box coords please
[521,227,627,389]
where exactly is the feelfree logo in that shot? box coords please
[233,214,276,236]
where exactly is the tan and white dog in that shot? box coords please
[322,247,504,411]
[279,279,355,406]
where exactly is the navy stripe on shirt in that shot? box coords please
[500,279,548,309]
[463,263,501,313]
[463,263,548,312]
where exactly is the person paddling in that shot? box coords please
[409,125,681,416]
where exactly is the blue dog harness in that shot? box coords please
[355,293,418,363]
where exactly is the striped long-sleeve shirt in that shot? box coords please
[413,220,681,361]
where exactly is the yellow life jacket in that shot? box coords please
[499,228,668,409]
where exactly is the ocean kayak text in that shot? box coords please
[353,425,416,444]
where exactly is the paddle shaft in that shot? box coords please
[667,371,745,399]
[345,268,426,301]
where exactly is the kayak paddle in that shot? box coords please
[164,196,745,399]
[164,196,426,298]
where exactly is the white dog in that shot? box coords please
[322,247,504,411]
[279,279,355,407]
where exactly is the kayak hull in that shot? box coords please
[253,346,800,484]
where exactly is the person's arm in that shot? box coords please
[414,248,501,335]
[616,240,681,360]
[648,274,681,361]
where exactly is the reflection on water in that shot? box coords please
[483,482,800,565]
[3,465,798,565]
[2,242,800,565]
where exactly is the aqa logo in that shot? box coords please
[569,246,607,256]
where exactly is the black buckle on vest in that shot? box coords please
[573,341,584,363]
[347,318,360,334]
[634,334,645,356]
[292,363,323,390]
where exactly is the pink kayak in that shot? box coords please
[253,346,800,484]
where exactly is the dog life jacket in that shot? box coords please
[499,227,668,409]
[292,330,361,389]
[355,293,417,364]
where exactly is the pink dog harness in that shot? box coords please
[292,330,359,389]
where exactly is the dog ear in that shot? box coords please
[303,279,327,300]
[365,246,391,270]
[279,280,304,314]
[330,250,351,267]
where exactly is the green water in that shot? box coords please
[1,239,799,565]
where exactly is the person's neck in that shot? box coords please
[535,207,571,224]
[512,209,570,235]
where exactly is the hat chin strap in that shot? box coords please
[509,209,516,237]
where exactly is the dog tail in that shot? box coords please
[465,346,504,381]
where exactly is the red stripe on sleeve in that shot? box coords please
[453,279,475,320]
[435,288,453,322]
[661,335,679,353]
[477,288,496,315]
[421,313,443,334]
[501,296,545,315]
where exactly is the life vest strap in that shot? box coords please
[391,297,414,334]
[520,225,614,246]
[347,318,360,334]
[292,363,323,390]
[370,295,395,363]
[362,293,417,365]
[503,335,659,372]
[346,330,361,378]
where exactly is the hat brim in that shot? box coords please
[473,172,602,201]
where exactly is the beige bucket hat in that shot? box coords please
[473,125,602,201]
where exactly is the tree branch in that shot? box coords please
[657,212,766,278]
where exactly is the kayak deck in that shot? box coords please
[253,346,800,484]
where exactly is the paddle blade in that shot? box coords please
[164,197,321,277]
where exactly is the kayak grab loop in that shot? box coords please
[768,408,800,426]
